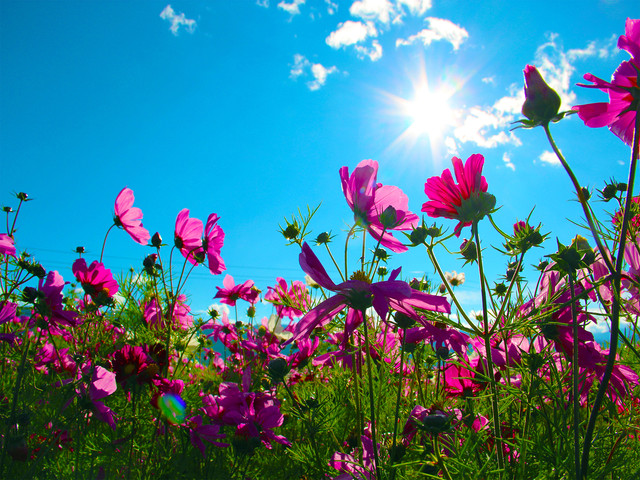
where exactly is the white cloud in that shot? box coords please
[256,0,269,7]
[502,152,515,171]
[290,54,338,90]
[160,5,196,35]
[350,0,396,24]
[538,150,561,166]
[326,20,378,48]
[396,17,468,51]
[482,76,495,85]
[452,106,521,149]
[396,0,432,15]
[278,0,305,15]
[444,136,458,155]
[325,0,338,14]
[354,39,383,61]
[309,63,338,90]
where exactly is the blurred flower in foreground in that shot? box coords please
[573,18,640,146]
[422,154,495,237]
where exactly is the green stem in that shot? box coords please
[580,105,640,479]
[361,313,382,480]
[543,124,615,274]
[473,222,505,472]
[568,274,581,480]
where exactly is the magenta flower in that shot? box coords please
[422,154,494,237]
[38,271,80,328]
[174,209,204,265]
[187,415,228,456]
[265,277,310,319]
[330,435,377,480]
[214,274,260,306]
[0,233,16,257]
[573,18,640,146]
[113,188,150,245]
[72,258,119,302]
[288,243,450,343]
[203,213,226,275]
[340,160,418,253]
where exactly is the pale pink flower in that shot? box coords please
[214,274,260,306]
[340,160,418,253]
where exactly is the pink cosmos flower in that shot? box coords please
[288,243,450,343]
[0,233,16,257]
[340,159,418,253]
[38,271,80,328]
[573,18,640,146]
[113,188,150,245]
[72,258,119,302]
[330,435,377,480]
[174,209,204,265]
[264,277,310,319]
[203,213,226,275]
[422,154,492,237]
[214,274,260,306]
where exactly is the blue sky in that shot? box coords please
[0,1,636,323]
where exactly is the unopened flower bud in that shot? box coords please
[208,308,219,320]
[16,192,29,201]
[410,226,429,245]
[394,312,416,330]
[377,266,388,277]
[247,306,256,318]
[379,205,399,229]
[522,65,561,126]
[315,232,331,245]
[151,232,163,248]
[373,248,388,261]
[75,246,85,254]
[460,239,477,264]
[267,357,290,383]
[2,206,12,213]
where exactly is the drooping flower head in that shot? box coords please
[113,188,151,245]
[174,209,204,265]
[72,258,119,303]
[340,159,418,253]
[203,213,226,275]
[573,18,640,146]
[422,154,495,237]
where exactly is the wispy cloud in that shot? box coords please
[502,152,515,171]
[160,5,196,36]
[256,0,270,8]
[350,0,396,25]
[325,0,338,15]
[290,54,338,90]
[396,0,432,16]
[278,0,306,15]
[396,17,469,51]
[355,40,383,61]
[538,150,561,166]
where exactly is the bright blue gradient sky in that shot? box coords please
[0,1,636,327]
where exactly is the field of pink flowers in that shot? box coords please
[1,16,640,480]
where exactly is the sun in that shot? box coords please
[403,85,455,139]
